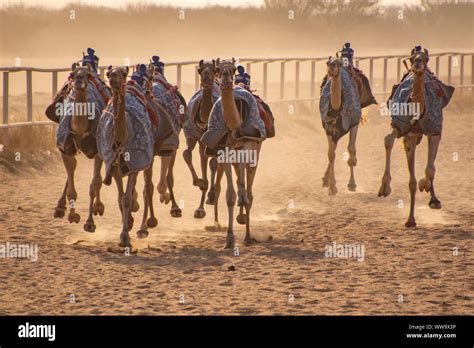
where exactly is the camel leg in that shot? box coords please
[157,156,171,204]
[84,156,103,232]
[322,163,330,188]
[168,151,182,218]
[62,153,80,223]
[132,187,140,213]
[244,159,259,244]
[137,165,154,239]
[206,157,218,205]
[404,134,418,228]
[54,180,68,218]
[183,138,207,189]
[194,142,209,219]
[224,163,236,249]
[146,161,158,228]
[92,156,104,217]
[378,128,399,197]
[419,134,442,209]
[326,136,338,195]
[212,164,225,229]
[120,172,138,248]
[112,167,133,231]
[347,125,358,192]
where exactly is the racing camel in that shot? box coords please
[97,65,154,248]
[201,58,269,249]
[183,59,220,219]
[378,46,454,227]
[49,62,111,233]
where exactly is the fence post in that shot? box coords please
[280,61,285,100]
[383,58,388,96]
[355,59,359,69]
[397,58,401,80]
[246,62,251,76]
[176,64,182,89]
[195,65,199,91]
[52,71,58,99]
[369,58,374,86]
[263,62,268,100]
[447,55,452,85]
[295,60,300,99]
[3,72,8,124]
[310,61,315,98]
[26,70,33,122]
[472,54,474,97]
[460,55,464,96]
[435,56,440,77]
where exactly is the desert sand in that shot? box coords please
[0,98,472,315]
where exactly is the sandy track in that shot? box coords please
[0,103,472,315]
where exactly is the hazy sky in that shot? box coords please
[1,0,422,8]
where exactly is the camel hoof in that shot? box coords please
[119,232,132,249]
[136,229,149,239]
[405,220,417,228]
[429,198,442,209]
[322,177,329,188]
[147,217,158,228]
[159,192,171,204]
[236,213,247,225]
[377,184,392,197]
[92,202,105,216]
[132,202,140,213]
[194,208,206,219]
[170,207,182,218]
[244,237,258,245]
[68,213,80,224]
[83,221,96,233]
[418,178,431,192]
[347,183,357,192]
[328,186,338,196]
[205,190,216,205]
[193,178,208,191]
[224,233,235,249]
[54,207,66,219]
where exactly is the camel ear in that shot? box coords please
[232,57,236,65]
[212,59,216,67]
[199,59,204,68]
[216,58,220,67]
[106,65,112,78]
[336,52,339,58]
[125,66,130,76]
[71,62,78,71]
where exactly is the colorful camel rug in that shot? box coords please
[56,78,111,153]
[184,82,221,141]
[152,73,185,133]
[319,67,362,142]
[201,86,267,150]
[96,84,154,176]
[390,71,454,136]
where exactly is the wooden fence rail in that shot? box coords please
[1,52,473,128]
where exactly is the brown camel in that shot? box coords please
[208,58,263,249]
[103,65,153,247]
[378,48,451,228]
[53,63,107,233]
[321,56,360,195]
[183,59,220,219]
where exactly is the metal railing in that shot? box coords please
[1,52,473,128]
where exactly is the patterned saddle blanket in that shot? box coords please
[152,73,186,133]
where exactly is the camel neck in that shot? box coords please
[330,73,342,111]
[411,72,425,117]
[220,87,242,130]
[199,86,214,124]
[70,88,89,134]
[112,89,127,144]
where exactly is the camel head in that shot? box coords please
[216,58,236,89]
[410,47,429,75]
[198,59,216,89]
[70,62,92,92]
[326,56,343,78]
[145,64,156,92]
[106,66,129,93]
